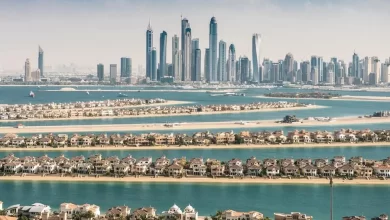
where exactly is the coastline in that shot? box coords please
[3,113,390,134]
[256,95,390,102]
[0,175,387,185]
[0,105,323,123]
[1,142,390,152]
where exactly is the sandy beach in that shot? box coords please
[1,142,390,152]
[2,113,390,134]
[0,175,387,185]
[257,95,390,102]
[0,105,322,123]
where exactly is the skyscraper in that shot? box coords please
[194,49,202,82]
[227,44,236,82]
[181,17,190,80]
[110,64,117,84]
[191,39,200,81]
[283,53,294,82]
[240,57,250,83]
[204,48,210,82]
[38,46,44,77]
[97,63,104,81]
[159,31,167,80]
[317,57,324,82]
[182,25,192,81]
[218,40,227,81]
[24,59,31,82]
[252,34,261,82]
[120,57,131,78]
[326,62,335,84]
[371,56,381,84]
[311,66,318,85]
[352,52,359,78]
[363,56,371,83]
[172,35,181,81]
[262,59,272,82]
[301,61,311,82]
[236,58,242,83]
[151,48,157,81]
[209,17,218,82]
[146,20,153,80]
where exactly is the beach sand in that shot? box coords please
[0,175,387,185]
[256,95,390,102]
[1,142,390,152]
[2,113,390,134]
[0,105,323,123]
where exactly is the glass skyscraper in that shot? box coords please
[209,17,218,82]
[172,35,181,81]
[151,48,157,81]
[120,57,131,78]
[159,31,167,80]
[252,34,261,82]
[97,63,104,81]
[181,17,189,80]
[182,26,192,81]
[38,46,44,77]
[191,39,200,81]
[204,48,210,82]
[352,52,359,78]
[146,20,153,80]
[227,44,236,82]
[240,57,250,83]
[218,40,226,81]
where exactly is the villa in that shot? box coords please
[274,212,313,220]
[221,210,263,220]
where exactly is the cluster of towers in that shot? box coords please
[24,46,44,82]
[146,16,262,84]
[96,57,132,82]
[262,53,390,85]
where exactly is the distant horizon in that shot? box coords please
[0,0,389,72]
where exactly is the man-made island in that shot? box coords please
[1,153,390,186]
[0,101,316,122]
[264,92,341,99]
[1,128,390,151]
[0,201,319,220]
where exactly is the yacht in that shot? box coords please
[29,91,35,98]
[118,93,128,97]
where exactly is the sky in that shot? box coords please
[0,0,389,73]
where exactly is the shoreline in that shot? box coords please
[0,105,322,123]
[256,95,390,102]
[3,113,390,134]
[1,142,390,152]
[0,175,388,185]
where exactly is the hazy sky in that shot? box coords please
[0,0,389,72]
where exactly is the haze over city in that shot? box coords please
[0,0,389,73]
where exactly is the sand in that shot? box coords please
[42,89,243,93]
[0,175,387,185]
[1,142,390,152]
[256,95,390,102]
[0,105,323,123]
[1,113,389,134]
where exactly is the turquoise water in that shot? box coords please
[2,146,390,161]
[1,86,390,217]
[1,86,390,126]
[0,181,388,219]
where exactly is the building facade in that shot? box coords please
[209,17,218,82]
[97,63,104,81]
[146,20,153,80]
[159,31,167,80]
[218,40,227,81]
[252,33,261,82]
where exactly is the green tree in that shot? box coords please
[0,210,7,216]
[234,134,244,144]
[263,217,272,220]
[18,216,29,220]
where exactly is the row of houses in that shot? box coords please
[0,102,303,120]
[2,153,390,178]
[0,98,167,113]
[0,201,317,220]
[2,128,390,148]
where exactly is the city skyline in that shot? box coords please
[0,0,389,72]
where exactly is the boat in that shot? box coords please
[86,91,90,95]
[118,93,128,97]
[29,91,35,98]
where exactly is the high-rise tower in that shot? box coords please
[182,25,192,81]
[159,31,167,80]
[97,63,104,81]
[218,40,227,81]
[25,59,31,82]
[227,44,236,82]
[191,39,200,81]
[181,17,189,80]
[209,17,218,82]
[172,35,181,81]
[204,48,210,82]
[283,53,294,82]
[252,34,261,82]
[146,20,153,80]
[38,46,44,77]
[151,48,157,81]
[120,57,131,78]
[352,52,359,78]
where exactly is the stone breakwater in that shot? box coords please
[0,102,309,121]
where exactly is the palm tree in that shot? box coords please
[212,210,223,220]
[0,210,6,216]
[263,217,272,220]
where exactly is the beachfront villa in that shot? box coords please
[60,203,101,218]
[161,204,198,220]
[274,212,313,220]
[4,203,51,219]
[221,210,263,220]
[3,153,390,180]
[2,128,390,150]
